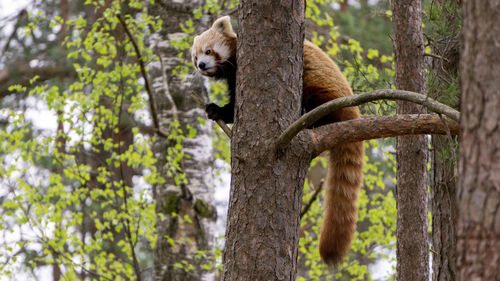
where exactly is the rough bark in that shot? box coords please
[431,135,458,281]
[427,1,460,280]
[277,89,459,151]
[392,0,429,280]
[457,0,500,280]
[221,1,307,280]
[150,1,217,281]
[340,0,349,12]
[311,114,458,156]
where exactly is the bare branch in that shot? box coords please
[310,114,459,157]
[189,91,232,138]
[277,89,460,151]
[300,179,324,219]
[1,9,27,57]
[117,14,169,138]
[424,52,450,62]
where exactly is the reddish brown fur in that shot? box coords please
[193,18,364,265]
[303,41,364,264]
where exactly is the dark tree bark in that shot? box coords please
[427,1,460,280]
[218,1,464,279]
[457,0,500,280]
[392,0,429,280]
[312,114,458,154]
[221,1,307,280]
[340,0,349,12]
[431,136,457,281]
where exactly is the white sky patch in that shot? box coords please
[24,96,58,131]
[134,90,152,126]
[369,244,396,280]
[0,3,67,280]
[132,174,154,203]
[214,158,230,240]
[29,58,40,68]
[0,0,30,31]
[1,1,396,280]
[0,158,56,281]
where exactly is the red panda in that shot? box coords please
[192,16,364,265]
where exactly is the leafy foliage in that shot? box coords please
[295,1,398,280]
[182,0,399,279]
[299,141,396,281]
[423,0,461,110]
[1,0,402,280]
[0,1,175,280]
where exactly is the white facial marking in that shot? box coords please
[196,51,217,76]
[213,42,230,60]
[198,55,216,67]
[202,43,208,53]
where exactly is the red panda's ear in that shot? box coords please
[212,16,236,38]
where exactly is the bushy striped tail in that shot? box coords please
[319,141,364,264]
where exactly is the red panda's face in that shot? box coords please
[192,35,232,77]
[192,16,236,78]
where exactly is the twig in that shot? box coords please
[1,9,26,57]
[117,14,169,138]
[438,113,458,170]
[277,89,460,151]
[189,91,232,138]
[115,81,143,281]
[47,244,114,281]
[424,52,450,62]
[300,180,324,219]
[429,247,439,255]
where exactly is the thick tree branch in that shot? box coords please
[309,114,459,157]
[277,89,460,151]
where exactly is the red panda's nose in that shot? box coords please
[198,62,206,70]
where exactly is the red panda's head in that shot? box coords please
[192,16,237,78]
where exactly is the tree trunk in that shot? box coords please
[340,0,349,12]
[392,0,429,280]
[428,1,460,280]
[430,136,457,281]
[457,0,500,280]
[221,1,307,280]
[150,1,217,280]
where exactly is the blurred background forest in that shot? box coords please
[0,0,459,280]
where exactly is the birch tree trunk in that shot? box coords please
[221,1,307,280]
[392,0,429,280]
[457,0,500,279]
[150,2,217,280]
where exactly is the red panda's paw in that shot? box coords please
[205,103,223,121]
[205,103,234,124]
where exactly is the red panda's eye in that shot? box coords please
[205,50,211,55]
